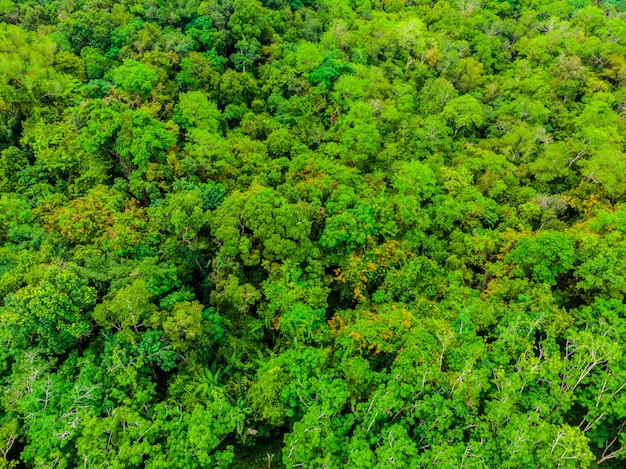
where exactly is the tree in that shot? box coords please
[1,263,96,355]
[110,59,159,99]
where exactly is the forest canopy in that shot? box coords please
[1,0,626,467]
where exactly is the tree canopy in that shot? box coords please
[1,0,626,467]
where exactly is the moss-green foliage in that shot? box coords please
[1,0,626,467]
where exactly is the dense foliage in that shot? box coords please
[1,0,626,467]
